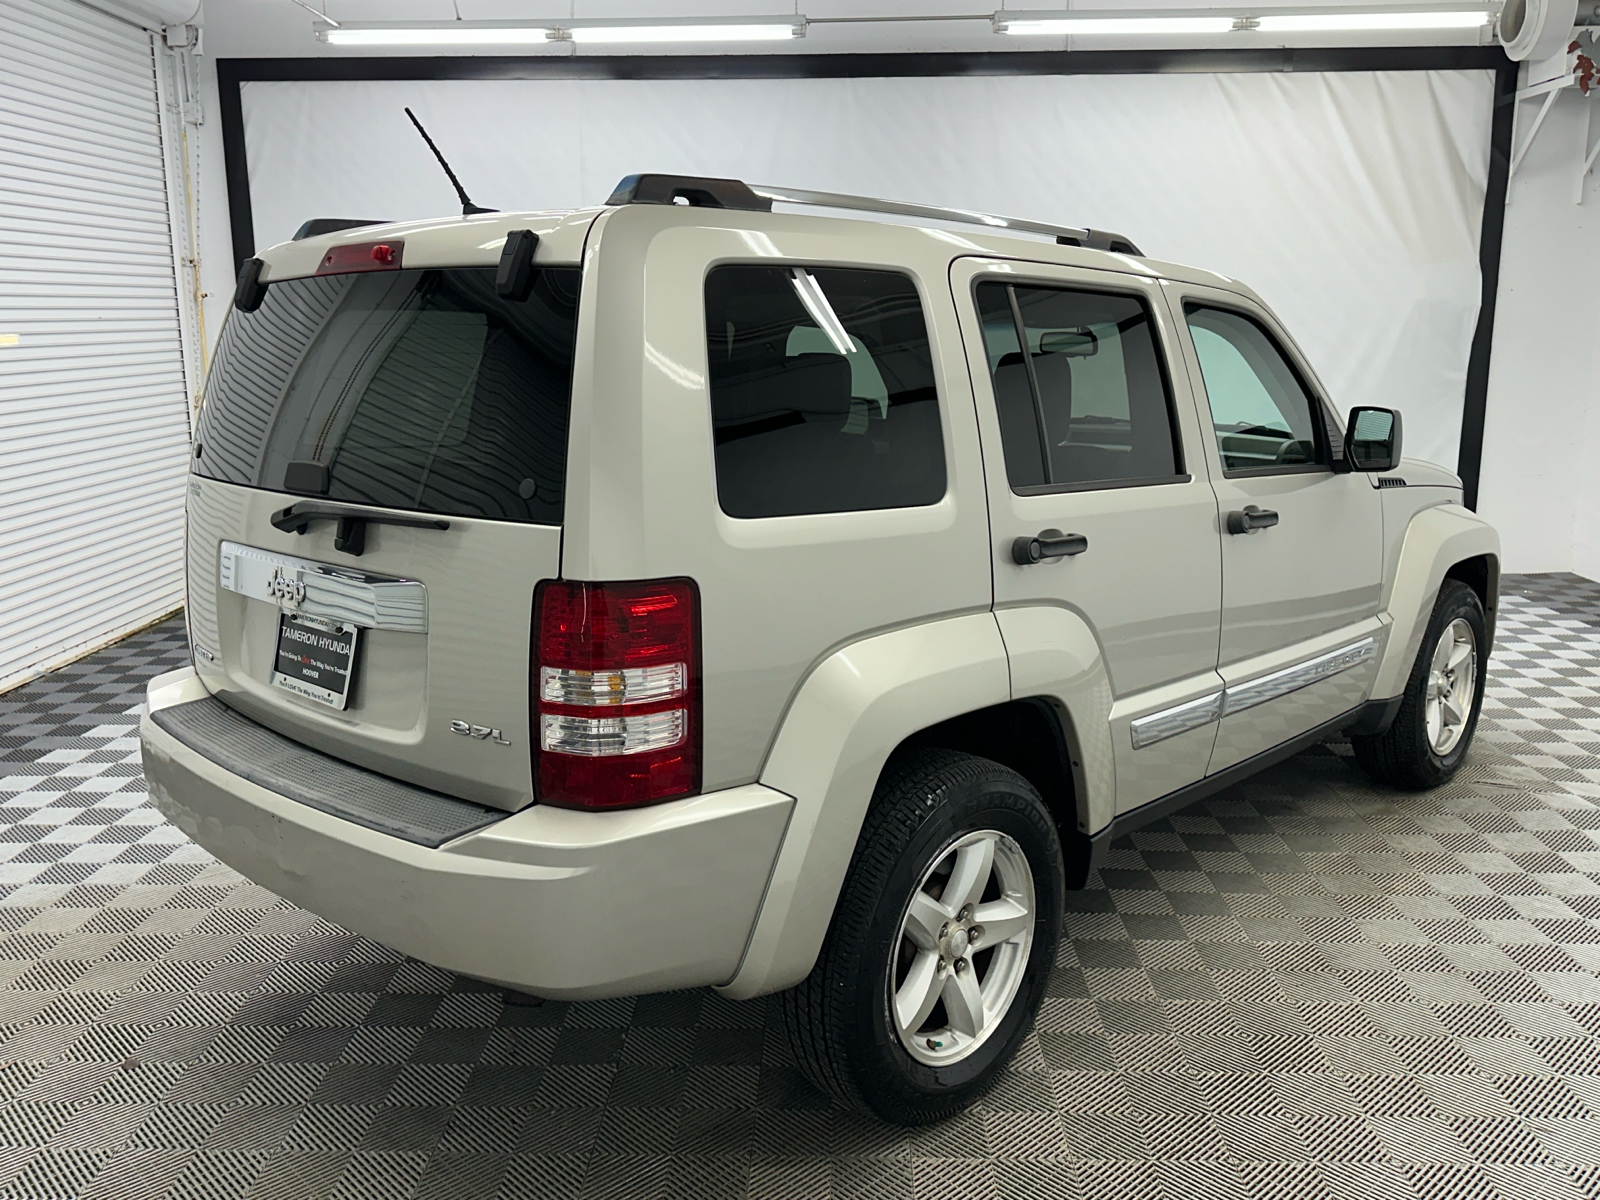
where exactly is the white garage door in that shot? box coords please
[0,0,192,692]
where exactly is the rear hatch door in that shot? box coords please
[185,241,583,811]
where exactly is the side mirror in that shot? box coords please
[1344,406,1402,472]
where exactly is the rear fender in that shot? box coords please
[718,605,1117,999]
[716,612,1009,999]
[994,605,1116,837]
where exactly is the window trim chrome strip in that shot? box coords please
[1130,690,1223,750]
[1222,636,1376,717]
[219,541,428,634]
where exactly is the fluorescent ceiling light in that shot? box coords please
[997,16,1236,34]
[567,22,804,43]
[1255,9,1488,28]
[322,25,554,45]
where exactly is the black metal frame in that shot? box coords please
[215,45,1515,508]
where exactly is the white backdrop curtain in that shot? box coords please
[240,70,1493,468]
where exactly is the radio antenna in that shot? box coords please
[404,107,496,216]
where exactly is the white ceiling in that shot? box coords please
[196,0,1499,57]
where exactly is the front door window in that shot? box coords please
[1185,304,1324,474]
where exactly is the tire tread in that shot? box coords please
[780,749,1037,1119]
[1352,579,1483,790]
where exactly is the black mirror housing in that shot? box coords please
[1345,406,1402,472]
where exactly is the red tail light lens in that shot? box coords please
[317,239,405,275]
[533,578,699,810]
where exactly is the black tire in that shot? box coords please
[779,749,1064,1125]
[1351,579,1487,790]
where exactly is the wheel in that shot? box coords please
[1351,579,1487,790]
[780,749,1064,1125]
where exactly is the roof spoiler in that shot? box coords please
[606,174,771,211]
[292,218,388,241]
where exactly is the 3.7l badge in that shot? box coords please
[450,721,511,746]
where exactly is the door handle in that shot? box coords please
[1226,505,1279,535]
[1012,529,1089,564]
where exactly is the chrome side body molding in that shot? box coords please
[1222,637,1376,716]
[1131,636,1376,749]
[219,541,428,634]
[1130,691,1222,750]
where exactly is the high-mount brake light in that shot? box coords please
[316,239,406,275]
[533,579,699,810]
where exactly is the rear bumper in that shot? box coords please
[139,667,793,1000]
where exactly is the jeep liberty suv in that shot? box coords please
[140,174,1500,1125]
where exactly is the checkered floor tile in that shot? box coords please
[0,577,1597,1200]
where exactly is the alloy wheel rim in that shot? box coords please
[1425,617,1477,756]
[889,829,1036,1068]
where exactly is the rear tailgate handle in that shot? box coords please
[271,502,449,557]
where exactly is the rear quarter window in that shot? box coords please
[704,265,945,519]
[194,267,580,525]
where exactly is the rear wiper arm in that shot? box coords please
[270,501,449,557]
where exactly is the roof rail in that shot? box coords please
[748,185,1142,256]
[602,173,1142,256]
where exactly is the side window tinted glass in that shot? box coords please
[975,282,1180,491]
[1184,304,1324,473]
[705,266,944,519]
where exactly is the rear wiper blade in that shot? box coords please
[271,501,448,558]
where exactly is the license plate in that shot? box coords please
[271,612,360,710]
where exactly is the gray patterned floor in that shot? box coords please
[0,575,1597,1200]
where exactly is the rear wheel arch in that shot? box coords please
[895,698,1092,887]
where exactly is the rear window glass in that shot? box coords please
[193,267,580,525]
[704,265,945,519]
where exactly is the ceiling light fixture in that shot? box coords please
[992,7,1494,36]
[566,19,806,43]
[320,23,554,45]
[1254,9,1489,28]
[317,17,807,47]
[994,14,1237,34]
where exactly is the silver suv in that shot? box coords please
[141,174,1500,1125]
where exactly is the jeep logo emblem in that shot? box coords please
[265,566,306,609]
[451,720,511,746]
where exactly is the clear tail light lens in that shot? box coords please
[539,663,686,706]
[541,710,687,756]
[533,578,699,809]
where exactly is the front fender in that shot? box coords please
[716,612,1010,1000]
[1372,503,1500,700]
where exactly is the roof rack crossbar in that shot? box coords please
[746,184,1142,256]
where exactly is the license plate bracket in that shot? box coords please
[271,612,360,710]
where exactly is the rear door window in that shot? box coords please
[974,282,1182,492]
[194,267,580,524]
[704,265,945,519]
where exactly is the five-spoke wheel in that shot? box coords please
[1352,578,1487,791]
[1425,617,1477,756]
[892,830,1035,1067]
[782,750,1063,1125]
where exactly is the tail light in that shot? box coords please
[533,578,700,810]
